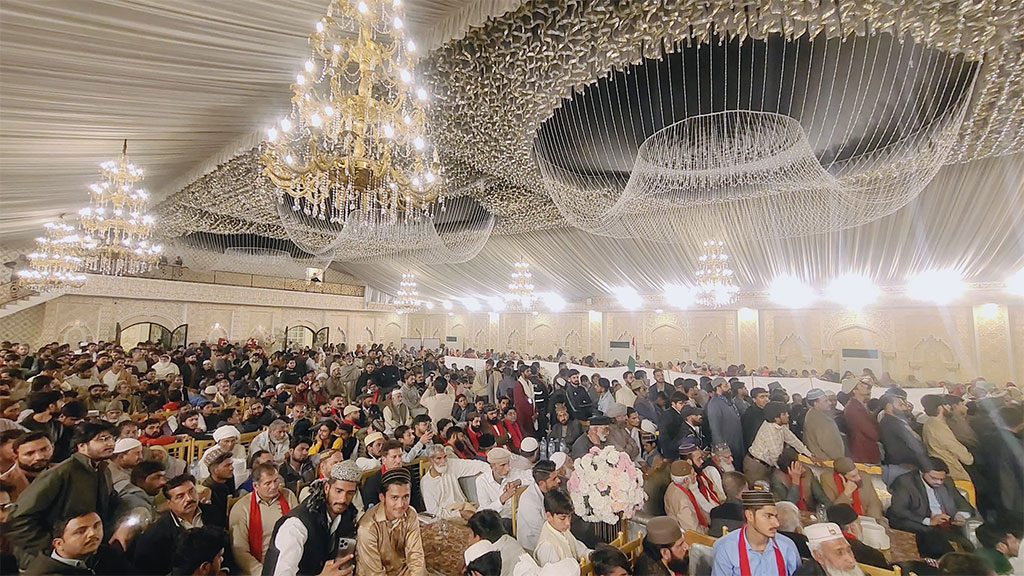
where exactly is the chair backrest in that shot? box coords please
[163,439,192,461]
[360,467,380,486]
[684,529,718,548]
[689,543,715,576]
[510,484,529,536]
[858,563,899,576]
[459,473,481,505]
[953,479,976,507]
[192,439,214,463]
[239,430,260,446]
[619,534,644,562]
[608,531,626,548]
[579,558,594,576]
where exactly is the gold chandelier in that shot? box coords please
[394,272,420,315]
[17,218,87,292]
[261,0,444,227]
[696,240,738,308]
[79,140,161,276]
[506,260,535,310]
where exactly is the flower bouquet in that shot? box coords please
[566,446,647,525]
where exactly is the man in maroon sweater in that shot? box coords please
[842,377,880,463]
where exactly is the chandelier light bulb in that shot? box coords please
[416,87,428,101]
[268,127,278,141]
[285,154,295,165]
[407,40,416,52]
[413,136,424,150]
[393,17,403,29]
[399,69,412,83]
[382,124,394,138]
[324,105,334,117]
[304,60,314,72]
[357,2,368,14]
[310,113,322,127]
[280,118,292,132]
[316,21,324,33]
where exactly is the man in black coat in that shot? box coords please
[658,392,688,459]
[376,355,403,395]
[564,370,595,421]
[131,475,227,576]
[878,394,931,482]
[886,458,975,552]
[742,387,769,450]
[22,511,135,575]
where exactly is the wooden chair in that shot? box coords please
[417,457,431,479]
[360,467,380,486]
[227,494,245,516]
[619,533,644,562]
[192,439,214,463]
[858,563,901,576]
[954,479,976,507]
[163,439,192,462]
[608,531,626,549]
[510,484,529,537]
[684,529,717,548]
[722,526,730,536]
[579,558,594,576]
[856,463,883,476]
[239,430,260,447]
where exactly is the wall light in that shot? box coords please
[1006,269,1024,296]
[825,274,879,310]
[978,303,1000,321]
[769,275,816,308]
[905,269,966,305]
[614,286,643,310]
[738,307,758,323]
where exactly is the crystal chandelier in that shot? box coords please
[394,273,420,315]
[17,218,87,292]
[695,241,738,308]
[261,0,444,228]
[506,260,535,310]
[78,140,161,276]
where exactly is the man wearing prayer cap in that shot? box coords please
[666,460,707,533]
[818,458,884,523]
[710,489,801,576]
[824,505,888,569]
[793,523,863,576]
[108,437,143,489]
[477,446,532,525]
[841,377,879,465]
[680,404,708,452]
[464,539,501,576]
[570,415,611,459]
[634,516,689,576]
[356,431,386,471]
[262,460,360,576]
[511,436,540,472]
[197,425,245,481]
[356,466,426,576]
[679,439,726,516]
[803,389,846,461]
[605,403,641,460]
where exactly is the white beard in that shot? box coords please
[718,462,736,473]
[824,564,865,576]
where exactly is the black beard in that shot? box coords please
[667,556,689,573]
[487,418,500,425]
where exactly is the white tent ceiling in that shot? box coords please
[1,0,1022,302]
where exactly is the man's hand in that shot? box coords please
[787,463,804,485]
[500,482,518,503]
[459,509,475,521]
[419,431,433,445]
[842,478,858,496]
[929,513,951,525]
[318,557,355,576]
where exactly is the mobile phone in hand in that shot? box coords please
[336,537,357,564]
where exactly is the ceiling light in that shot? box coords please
[460,296,481,312]
[769,275,816,308]
[1005,269,1024,296]
[441,300,453,310]
[825,274,879,310]
[614,286,643,310]
[905,269,966,305]
[424,301,434,310]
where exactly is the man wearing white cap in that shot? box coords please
[794,523,863,576]
[476,447,533,525]
[108,437,143,490]
[803,389,846,462]
[511,437,540,472]
[356,431,386,471]
[198,425,245,482]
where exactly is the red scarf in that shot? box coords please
[696,470,722,506]
[248,491,290,561]
[833,472,863,515]
[674,482,708,528]
[738,525,786,576]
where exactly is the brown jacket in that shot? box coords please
[819,471,885,522]
[355,504,427,576]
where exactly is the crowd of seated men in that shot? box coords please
[0,337,1021,576]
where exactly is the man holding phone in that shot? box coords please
[262,461,361,576]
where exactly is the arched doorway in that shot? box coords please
[117,322,187,349]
